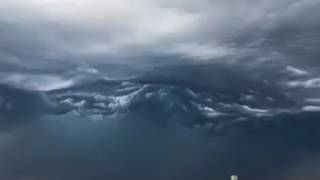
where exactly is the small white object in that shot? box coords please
[231,175,238,180]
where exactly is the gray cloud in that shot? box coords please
[1,1,320,179]
[0,0,319,66]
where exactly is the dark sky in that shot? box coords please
[1,1,320,180]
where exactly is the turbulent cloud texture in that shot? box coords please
[1,1,320,180]
[0,0,319,65]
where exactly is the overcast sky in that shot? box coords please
[0,0,319,66]
[1,2,320,179]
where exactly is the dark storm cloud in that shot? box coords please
[0,0,319,66]
[1,1,320,180]
[1,109,320,180]
[0,83,71,130]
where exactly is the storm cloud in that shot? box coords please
[1,1,320,180]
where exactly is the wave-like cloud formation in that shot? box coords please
[2,61,320,130]
[0,1,320,179]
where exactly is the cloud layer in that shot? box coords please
[0,0,319,66]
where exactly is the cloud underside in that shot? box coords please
[0,0,319,65]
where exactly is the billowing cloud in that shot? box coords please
[0,0,319,66]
